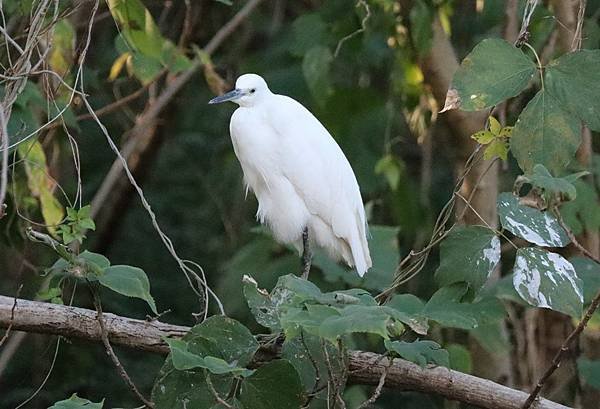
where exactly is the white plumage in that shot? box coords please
[210,74,372,276]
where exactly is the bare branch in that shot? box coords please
[90,287,154,408]
[0,295,571,409]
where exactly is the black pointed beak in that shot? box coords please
[208,89,243,104]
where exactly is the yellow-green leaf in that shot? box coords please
[489,116,502,135]
[471,130,494,145]
[483,139,509,160]
[109,52,131,81]
[17,140,64,236]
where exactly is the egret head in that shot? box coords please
[208,74,271,107]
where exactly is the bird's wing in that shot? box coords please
[266,95,371,274]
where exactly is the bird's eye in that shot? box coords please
[250,88,256,94]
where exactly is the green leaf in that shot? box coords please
[545,50,600,131]
[99,265,157,314]
[282,333,344,404]
[242,275,280,330]
[48,394,103,409]
[569,257,600,304]
[164,338,253,376]
[510,90,580,175]
[239,360,304,409]
[108,0,163,58]
[302,46,333,103]
[483,139,509,160]
[513,248,583,317]
[523,164,588,203]
[130,52,163,84]
[497,192,569,247]
[152,367,232,409]
[443,39,536,111]
[409,0,433,55]
[471,130,495,144]
[423,284,505,329]
[280,304,339,339]
[319,305,391,341]
[187,315,259,367]
[384,340,449,368]
[578,357,600,390]
[435,226,500,294]
[37,286,62,302]
[384,293,429,335]
[447,344,472,373]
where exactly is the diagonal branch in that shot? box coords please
[0,295,570,409]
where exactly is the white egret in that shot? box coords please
[209,74,372,277]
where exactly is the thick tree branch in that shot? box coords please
[0,295,570,409]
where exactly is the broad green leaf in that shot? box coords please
[280,304,339,339]
[443,39,536,111]
[384,340,449,368]
[510,91,580,175]
[239,360,304,409]
[423,284,505,329]
[513,248,583,317]
[242,275,280,330]
[51,250,110,276]
[187,315,259,367]
[447,344,472,373]
[578,357,600,390]
[271,274,323,306]
[130,52,163,84]
[319,305,391,341]
[282,332,344,402]
[545,50,600,131]
[152,366,232,409]
[164,338,252,376]
[48,394,103,409]
[497,192,569,247]
[302,46,333,103]
[384,293,429,334]
[523,164,588,203]
[99,265,157,314]
[483,139,509,160]
[570,257,600,304]
[108,0,163,58]
[435,225,500,293]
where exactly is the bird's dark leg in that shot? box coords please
[301,227,312,279]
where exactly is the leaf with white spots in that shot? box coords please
[513,248,583,317]
[435,226,500,294]
[498,192,570,247]
[443,39,536,111]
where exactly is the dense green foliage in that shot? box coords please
[1,0,600,408]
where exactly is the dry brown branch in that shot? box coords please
[90,287,154,408]
[0,295,570,409]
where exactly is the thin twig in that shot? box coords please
[0,103,8,218]
[90,285,154,408]
[333,0,370,58]
[0,284,21,347]
[522,288,600,408]
[356,357,393,409]
[206,373,234,408]
[554,208,600,264]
